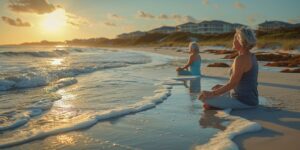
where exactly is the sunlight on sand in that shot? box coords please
[56,134,76,145]
[54,89,76,109]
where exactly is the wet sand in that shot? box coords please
[8,68,226,150]
[129,46,300,150]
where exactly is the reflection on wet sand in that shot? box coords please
[189,77,201,93]
[199,110,228,131]
[181,77,201,94]
[180,77,228,131]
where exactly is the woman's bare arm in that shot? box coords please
[212,56,245,95]
[182,55,194,70]
[211,84,223,90]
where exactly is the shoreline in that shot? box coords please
[1,46,299,149]
[122,46,300,150]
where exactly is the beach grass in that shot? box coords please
[256,39,300,50]
[130,27,300,50]
[11,27,300,51]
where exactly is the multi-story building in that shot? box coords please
[176,22,198,33]
[258,21,294,31]
[176,20,245,34]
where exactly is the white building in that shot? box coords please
[176,20,245,34]
[148,26,176,34]
[176,22,198,33]
[117,31,146,39]
[258,21,293,31]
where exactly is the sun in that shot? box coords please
[41,9,67,32]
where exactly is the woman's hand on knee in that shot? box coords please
[211,84,223,90]
[198,91,214,101]
[176,67,183,71]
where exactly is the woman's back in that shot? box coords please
[190,56,201,76]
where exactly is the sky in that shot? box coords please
[0,0,299,45]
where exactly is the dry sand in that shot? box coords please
[126,46,300,150]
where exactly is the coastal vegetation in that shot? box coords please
[8,27,300,51]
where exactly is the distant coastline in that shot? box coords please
[2,26,300,51]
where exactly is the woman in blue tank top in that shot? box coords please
[176,42,201,76]
[199,27,259,110]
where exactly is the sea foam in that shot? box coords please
[0,50,153,91]
[45,77,78,92]
[0,99,56,133]
[0,85,172,148]
[0,50,69,58]
[0,116,29,131]
[0,63,128,91]
[195,109,261,150]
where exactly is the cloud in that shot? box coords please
[104,22,116,27]
[202,0,209,5]
[158,14,169,20]
[234,1,246,9]
[137,11,198,23]
[8,0,57,14]
[107,13,123,20]
[1,16,31,27]
[67,21,81,27]
[101,13,124,28]
[66,12,89,27]
[181,15,198,23]
[137,11,155,19]
[158,14,198,23]
[6,0,90,29]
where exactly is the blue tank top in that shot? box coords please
[190,59,201,76]
[231,54,259,106]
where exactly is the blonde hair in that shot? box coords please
[234,27,257,50]
[189,42,199,53]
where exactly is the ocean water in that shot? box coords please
[0,46,262,149]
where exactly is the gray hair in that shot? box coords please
[235,27,257,50]
[189,42,199,53]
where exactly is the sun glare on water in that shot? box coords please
[50,58,64,65]
[41,9,67,32]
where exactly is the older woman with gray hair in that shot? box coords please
[199,27,258,109]
[176,42,201,76]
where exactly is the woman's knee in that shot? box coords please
[177,70,192,75]
[203,95,240,109]
[203,97,225,108]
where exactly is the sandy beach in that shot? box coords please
[1,0,299,149]
[0,46,299,150]
[127,46,300,150]
[203,67,300,150]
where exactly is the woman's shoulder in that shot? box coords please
[191,54,201,59]
[234,54,248,62]
[233,54,253,70]
[190,54,201,60]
